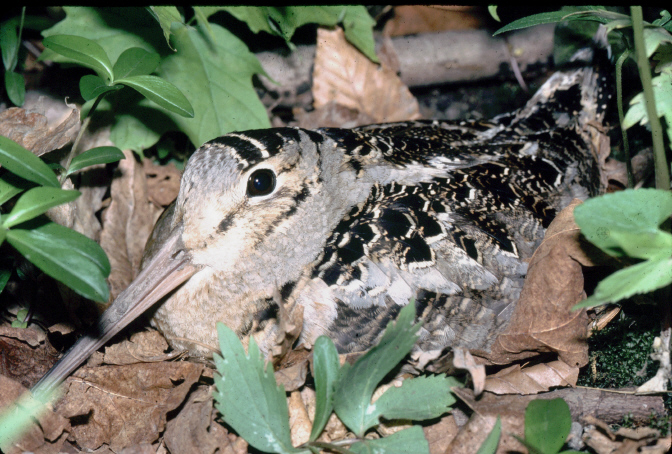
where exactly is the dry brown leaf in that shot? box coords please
[294,101,377,129]
[452,347,486,396]
[0,375,69,454]
[0,106,79,156]
[100,149,163,302]
[484,360,579,395]
[102,330,182,366]
[275,346,310,392]
[0,325,59,389]
[164,385,248,454]
[449,388,530,454]
[423,414,459,454]
[288,390,312,447]
[481,199,608,367]
[383,6,485,36]
[56,361,203,451]
[312,27,420,123]
[144,159,181,207]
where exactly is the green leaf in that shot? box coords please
[156,22,270,146]
[488,6,500,23]
[574,258,672,309]
[362,375,459,430]
[147,6,183,50]
[109,110,165,153]
[0,19,19,71]
[494,7,607,35]
[42,34,113,81]
[608,230,672,260]
[349,426,430,454]
[28,221,111,275]
[333,303,420,436]
[3,187,80,228]
[310,336,341,441]
[115,74,194,117]
[41,7,163,67]
[0,266,11,294]
[7,227,109,302]
[341,6,378,63]
[221,6,378,62]
[79,74,119,101]
[0,136,59,187]
[5,71,25,106]
[574,189,672,257]
[0,171,32,205]
[477,417,501,454]
[66,146,125,177]
[643,26,672,58]
[213,322,303,454]
[623,72,672,143]
[525,398,572,454]
[113,47,160,79]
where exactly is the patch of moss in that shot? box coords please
[578,307,659,389]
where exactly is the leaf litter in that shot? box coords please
[0,16,668,454]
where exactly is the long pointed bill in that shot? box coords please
[32,229,197,397]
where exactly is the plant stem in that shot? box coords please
[58,94,104,186]
[630,6,670,191]
[616,49,633,189]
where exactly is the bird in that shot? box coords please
[33,30,612,395]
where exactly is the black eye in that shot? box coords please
[247,168,276,197]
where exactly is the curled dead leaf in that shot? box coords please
[0,106,79,157]
[100,149,163,302]
[484,360,579,395]
[313,27,420,124]
[482,199,607,367]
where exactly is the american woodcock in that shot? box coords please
[34,31,612,394]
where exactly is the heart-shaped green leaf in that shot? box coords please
[42,34,113,81]
[66,146,125,177]
[116,75,194,117]
[3,187,80,228]
[0,136,59,187]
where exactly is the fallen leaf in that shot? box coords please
[423,414,459,454]
[0,325,59,389]
[144,159,181,207]
[0,106,79,157]
[0,375,69,454]
[481,199,609,367]
[164,385,248,454]
[102,329,182,366]
[100,149,163,302]
[452,347,485,396]
[383,6,485,36]
[288,390,312,447]
[312,27,420,123]
[294,101,377,129]
[56,361,203,451]
[484,360,579,395]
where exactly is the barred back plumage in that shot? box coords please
[33,28,612,394]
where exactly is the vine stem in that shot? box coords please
[630,6,670,191]
[615,49,633,188]
[58,94,104,186]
